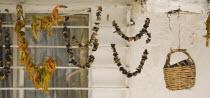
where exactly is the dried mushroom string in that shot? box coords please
[72,33,99,51]
[71,6,101,50]
[111,44,149,78]
[0,20,3,68]
[0,21,12,80]
[112,18,151,43]
[15,4,57,93]
[204,13,210,47]
[62,6,102,68]
[62,17,96,69]
[31,5,67,40]
[96,6,102,21]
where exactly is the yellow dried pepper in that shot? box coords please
[41,56,57,93]
[15,4,57,93]
[52,5,68,25]
[31,5,67,40]
[204,13,210,47]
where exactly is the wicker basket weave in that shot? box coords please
[163,49,196,91]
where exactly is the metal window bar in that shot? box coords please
[1,45,129,48]
[0,87,128,90]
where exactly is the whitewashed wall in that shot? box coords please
[90,0,210,98]
[0,0,210,98]
[128,0,210,98]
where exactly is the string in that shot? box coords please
[167,14,172,31]
[178,12,181,50]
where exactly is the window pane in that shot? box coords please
[25,90,88,98]
[0,90,14,98]
[58,14,89,26]
[24,28,89,46]
[0,27,15,45]
[0,13,16,25]
[0,69,15,88]
[24,69,88,88]
[17,48,87,66]
[24,90,54,98]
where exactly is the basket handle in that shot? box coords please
[164,48,195,67]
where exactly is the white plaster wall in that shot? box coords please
[91,0,210,97]
[0,0,209,98]
[128,1,210,98]
[146,0,208,13]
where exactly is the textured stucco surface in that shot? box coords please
[0,0,209,98]
[128,1,210,98]
[91,0,210,97]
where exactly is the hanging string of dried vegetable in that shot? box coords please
[71,6,101,51]
[204,13,210,47]
[62,6,102,68]
[15,4,57,93]
[31,5,67,40]
[62,17,95,69]
[112,18,151,42]
[111,44,149,78]
[0,20,12,80]
[72,27,99,51]
[96,6,102,21]
[0,20,3,68]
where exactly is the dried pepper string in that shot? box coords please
[111,44,149,78]
[112,18,151,42]
[31,5,67,40]
[204,13,210,47]
[52,5,68,25]
[15,4,56,93]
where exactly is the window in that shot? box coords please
[0,5,129,98]
[0,11,90,98]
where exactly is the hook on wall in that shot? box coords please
[166,8,181,31]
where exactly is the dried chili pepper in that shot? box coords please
[204,13,210,47]
[15,4,57,93]
[31,5,67,40]
[52,5,68,25]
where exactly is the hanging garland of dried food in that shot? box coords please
[31,5,67,40]
[62,6,102,68]
[71,6,101,50]
[96,6,102,21]
[0,21,12,80]
[112,18,151,42]
[62,17,96,68]
[111,18,151,78]
[111,44,149,78]
[204,13,210,47]
[71,21,99,51]
[15,4,57,93]
[0,20,3,68]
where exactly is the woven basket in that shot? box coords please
[163,49,196,91]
